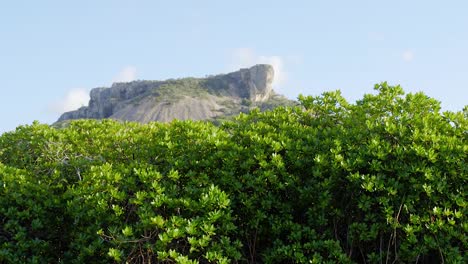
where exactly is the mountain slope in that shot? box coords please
[57,64,296,123]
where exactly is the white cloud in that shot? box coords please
[48,66,139,115]
[402,50,415,62]
[49,88,90,114]
[112,65,137,83]
[230,48,287,89]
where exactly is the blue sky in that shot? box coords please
[1,0,467,133]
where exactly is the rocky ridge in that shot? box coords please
[57,64,295,123]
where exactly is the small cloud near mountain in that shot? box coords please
[112,66,138,83]
[49,66,137,114]
[49,88,90,114]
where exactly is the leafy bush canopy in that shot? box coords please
[0,83,466,263]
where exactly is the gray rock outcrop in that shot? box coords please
[57,64,290,123]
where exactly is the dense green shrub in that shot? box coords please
[0,83,466,263]
[0,163,68,263]
[65,163,241,263]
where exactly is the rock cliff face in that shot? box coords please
[57,64,293,123]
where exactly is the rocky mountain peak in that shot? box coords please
[57,64,291,124]
[229,64,274,102]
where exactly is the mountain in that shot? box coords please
[56,64,296,124]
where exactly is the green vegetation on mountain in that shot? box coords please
[1,83,467,263]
